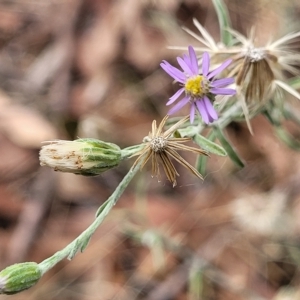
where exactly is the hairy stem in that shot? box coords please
[38,161,141,275]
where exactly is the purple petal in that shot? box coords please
[188,46,199,75]
[183,54,191,67]
[203,96,218,121]
[160,61,185,83]
[195,99,209,124]
[202,52,210,76]
[210,88,236,95]
[211,77,234,88]
[166,88,185,105]
[190,103,196,123]
[207,59,232,80]
[177,57,193,76]
[168,96,190,115]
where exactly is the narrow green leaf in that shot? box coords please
[95,198,110,217]
[214,127,244,168]
[196,154,208,177]
[80,236,91,253]
[68,240,80,260]
[275,126,300,150]
[212,0,233,46]
[193,133,227,156]
[195,131,224,176]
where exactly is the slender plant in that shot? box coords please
[1,0,300,294]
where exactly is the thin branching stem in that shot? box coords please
[38,160,142,275]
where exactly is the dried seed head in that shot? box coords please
[150,136,167,152]
[245,47,266,62]
[235,55,275,108]
[132,115,208,186]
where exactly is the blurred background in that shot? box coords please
[1,0,300,299]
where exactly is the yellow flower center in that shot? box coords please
[185,75,208,98]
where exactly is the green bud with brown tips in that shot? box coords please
[39,138,122,176]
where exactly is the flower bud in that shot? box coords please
[0,262,41,294]
[39,138,121,176]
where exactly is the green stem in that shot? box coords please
[214,104,244,128]
[38,161,141,275]
[121,144,145,160]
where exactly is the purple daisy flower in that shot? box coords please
[161,46,236,124]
